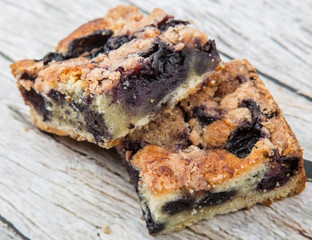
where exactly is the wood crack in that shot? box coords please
[185,227,214,240]
[0,214,31,240]
[8,105,34,128]
[270,37,311,66]
[1,151,138,216]
[26,135,140,204]
[304,160,312,181]
[268,203,312,239]
[0,50,14,63]
[0,194,53,240]
[253,67,312,103]
[50,136,130,182]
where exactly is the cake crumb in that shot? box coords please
[103,226,110,234]
[24,126,29,131]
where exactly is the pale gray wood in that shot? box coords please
[0,0,311,239]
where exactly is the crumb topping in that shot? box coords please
[11,6,211,97]
[124,59,302,194]
[132,141,272,194]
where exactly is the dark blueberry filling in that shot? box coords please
[89,34,134,59]
[196,190,236,207]
[113,42,190,113]
[115,39,220,115]
[122,139,143,157]
[73,102,112,141]
[240,99,261,122]
[20,72,36,82]
[47,89,65,104]
[191,105,219,126]
[225,99,264,158]
[157,16,189,32]
[175,128,192,150]
[215,74,247,98]
[144,204,165,235]
[124,161,141,193]
[193,39,220,75]
[256,152,300,191]
[162,190,236,215]
[47,90,109,142]
[124,161,165,234]
[264,110,279,119]
[225,122,262,158]
[42,30,134,64]
[162,197,195,215]
[43,52,66,65]
[19,87,50,121]
[236,74,247,83]
[65,30,113,58]
[83,94,94,105]
[177,102,191,123]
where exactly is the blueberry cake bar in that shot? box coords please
[11,6,220,148]
[116,59,306,235]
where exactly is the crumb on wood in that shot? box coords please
[103,226,110,234]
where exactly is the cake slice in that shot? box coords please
[10,6,220,148]
[116,59,306,235]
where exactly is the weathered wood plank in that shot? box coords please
[0,0,311,239]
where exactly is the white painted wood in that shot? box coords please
[0,0,311,239]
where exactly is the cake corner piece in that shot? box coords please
[116,59,306,235]
[11,5,221,149]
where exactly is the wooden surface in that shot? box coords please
[0,0,311,239]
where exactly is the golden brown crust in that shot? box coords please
[132,140,271,194]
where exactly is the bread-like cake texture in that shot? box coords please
[116,59,306,235]
[11,6,220,148]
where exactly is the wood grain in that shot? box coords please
[0,0,311,239]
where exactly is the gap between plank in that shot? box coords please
[0,51,14,63]
[0,214,31,240]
